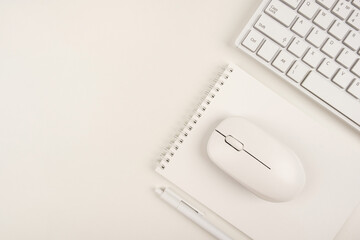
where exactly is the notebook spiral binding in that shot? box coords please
[158,65,234,170]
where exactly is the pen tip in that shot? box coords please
[155,187,165,195]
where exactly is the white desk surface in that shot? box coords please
[0,0,359,239]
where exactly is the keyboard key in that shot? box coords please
[287,61,310,82]
[353,0,360,9]
[301,71,360,125]
[257,40,279,62]
[317,59,339,78]
[303,49,324,67]
[265,0,297,27]
[291,16,313,37]
[299,0,319,19]
[281,0,302,9]
[288,38,309,57]
[272,50,295,72]
[348,79,360,98]
[316,0,337,9]
[321,38,343,58]
[332,0,353,20]
[347,10,360,30]
[343,31,360,51]
[306,27,328,47]
[314,10,335,29]
[336,48,358,68]
[254,14,293,47]
[351,59,360,77]
[332,69,354,88]
[329,20,350,40]
[242,30,264,52]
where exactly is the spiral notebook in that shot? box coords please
[155,63,360,240]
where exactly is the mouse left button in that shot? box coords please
[225,135,244,151]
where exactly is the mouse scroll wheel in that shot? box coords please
[225,135,244,151]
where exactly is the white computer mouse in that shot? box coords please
[207,117,305,202]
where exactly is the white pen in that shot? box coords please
[155,187,233,240]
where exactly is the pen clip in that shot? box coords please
[180,200,204,216]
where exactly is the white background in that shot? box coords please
[0,0,359,239]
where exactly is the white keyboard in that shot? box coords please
[236,0,360,131]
